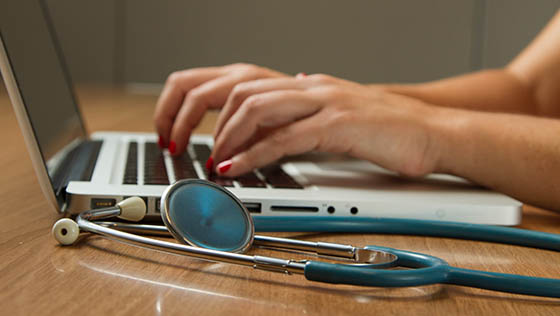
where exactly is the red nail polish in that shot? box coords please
[296,72,307,78]
[205,157,214,171]
[217,160,232,174]
[168,141,176,155]
[158,136,165,149]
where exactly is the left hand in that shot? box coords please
[211,74,445,178]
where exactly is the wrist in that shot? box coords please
[423,105,474,176]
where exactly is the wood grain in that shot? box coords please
[1,85,560,316]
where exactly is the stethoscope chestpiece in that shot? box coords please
[160,179,255,253]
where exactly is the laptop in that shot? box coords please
[0,1,522,225]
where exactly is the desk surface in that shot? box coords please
[1,85,560,315]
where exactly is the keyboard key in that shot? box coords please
[146,178,170,185]
[193,144,211,162]
[172,154,198,179]
[144,142,169,185]
[123,142,138,184]
[207,174,234,187]
[236,172,266,188]
[259,165,303,189]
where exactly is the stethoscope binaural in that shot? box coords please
[53,179,560,298]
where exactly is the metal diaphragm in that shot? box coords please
[160,179,254,253]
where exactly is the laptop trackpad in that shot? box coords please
[287,153,478,191]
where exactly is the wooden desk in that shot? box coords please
[2,85,560,315]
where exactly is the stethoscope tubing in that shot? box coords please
[93,218,560,298]
[306,246,560,297]
[255,217,560,297]
[306,246,450,288]
[445,266,560,298]
[254,217,560,251]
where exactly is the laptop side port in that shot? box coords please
[243,202,262,213]
[90,198,116,209]
[270,206,319,212]
[155,198,161,213]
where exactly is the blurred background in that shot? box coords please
[37,0,560,89]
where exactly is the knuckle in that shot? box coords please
[234,81,252,92]
[186,87,207,105]
[241,63,259,72]
[309,73,334,84]
[231,62,257,72]
[319,86,344,100]
[230,62,250,69]
[271,130,289,147]
[230,82,251,103]
[242,95,263,115]
[238,63,266,77]
[166,71,184,86]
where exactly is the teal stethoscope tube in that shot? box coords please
[306,246,560,297]
[256,217,560,297]
[254,216,560,251]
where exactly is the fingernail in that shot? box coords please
[217,160,232,174]
[168,141,176,155]
[158,136,165,149]
[296,72,307,78]
[205,157,214,171]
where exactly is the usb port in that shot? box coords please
[155,198,161,213]
[243,202,262,213]
[91,198,116,209]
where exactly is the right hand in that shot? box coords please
[153,63,287,155]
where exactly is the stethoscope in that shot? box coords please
[52,179,560,298]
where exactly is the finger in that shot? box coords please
[212,90,322,164]
[168,73,254,155]
[154,68,223,146]
[213,76,313,140]
[216,116,322,177]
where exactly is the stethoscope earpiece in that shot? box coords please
[52,218,79,245]
[53,196,147,246]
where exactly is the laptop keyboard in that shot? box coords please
[144,142,170,185]
[123,142,302,189]
[123,142,138,184]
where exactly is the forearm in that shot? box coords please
[432,107,560,211]
[376,69,538,115]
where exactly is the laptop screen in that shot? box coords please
[0,0,86,163]
[0,0,87,182]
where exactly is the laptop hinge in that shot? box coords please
[51,140,103,202]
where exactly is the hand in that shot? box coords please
[211,73,445,177]
[153,63,286,155]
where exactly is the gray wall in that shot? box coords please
[47,0,118,83]
[483,1,559,68]
[46,0,560,86]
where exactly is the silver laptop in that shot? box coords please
[0,1,522,225]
